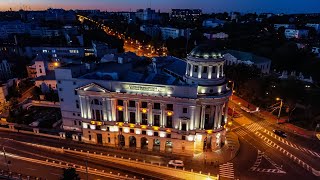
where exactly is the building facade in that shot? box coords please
[57,45,231,156]
[284,29,309,39]
[171,9,202,21]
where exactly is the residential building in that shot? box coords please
[160,27,191,40]
[311,47,320,57]
[24,46,85,59]
[55,45,231,156]
[202,19,225,28]
[171,9,202,21]
[32,54,60,92]
[0,60,12,81]
[92,41,117,58]
[273,24,295,30]
[223,50,271,74]
[140,25,161,38]
[284,29,309,39]
[306,23,320,32]
[136,8,160,21]
[203,32,229,40]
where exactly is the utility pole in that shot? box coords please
[277,98,283,124]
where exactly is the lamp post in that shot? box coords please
[276,98,283,124]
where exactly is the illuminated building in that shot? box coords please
[56,45,231,156]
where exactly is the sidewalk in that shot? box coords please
[193,132,240,166]
[231,95,315,139]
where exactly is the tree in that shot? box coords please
[31,86,42,100]
[61,168,80,180]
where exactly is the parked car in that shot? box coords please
[168,160,184,167]
[273,129,287,138]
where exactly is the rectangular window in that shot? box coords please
[117,100,123,106]
[141,102,148,108]
[183,108,188,113]
[60,98,64,102]
[129,101,136,107]
[154,115,160,126]
[73,81,76,85]
[194,65,198,72]
[166,134,171,138]
[142,113,148,125]
[58,80,61,84]
[78,121,81,126]
[130,129,134,133]
[74,120,77,125]
[142,130,146,135]
[129,112,136,124]
[154,103,160,109]
[89,135,92,141]
[59,88,62,91]
[166,116,173,128]
[74,90,77,95]
[154,132,159,136]
[166,104,173,111]
[73,113,75,116]
[108,137,111,143]
[203,66,208,73]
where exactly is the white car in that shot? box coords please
[168,160,184,167]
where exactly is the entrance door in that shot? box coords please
[97,134,103,144]
[182,123,187,131]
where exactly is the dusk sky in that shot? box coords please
[1,0,320,13]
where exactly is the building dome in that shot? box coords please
[189,44,223,59]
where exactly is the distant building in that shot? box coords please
[140,25,160,38]
[311,47,320,57]
[136,8,160,21]
[273,24,295,30]
[284,29,309,39]
[171,9,202,21]
[223,50,271,74]
[160,27,191,40]
[202,19,225,28]
[0,60,12,81]
[24,46,85,59]
[116,12,136,24]
[203,32,229,40]
[92,41,117,58]
[0,79,17,110]
[306,23,320,32]
[31,54,60,92]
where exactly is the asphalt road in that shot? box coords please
[228,100,320,180]
[0,134,180,180]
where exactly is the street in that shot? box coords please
[227,100,320,180]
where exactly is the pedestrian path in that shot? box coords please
[263,129,320,158]
[219,162,234,179]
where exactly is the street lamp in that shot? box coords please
[276,98,283,124]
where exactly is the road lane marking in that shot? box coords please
[254,131,320,176]
[250,150,286,174]
[262,129,320,158]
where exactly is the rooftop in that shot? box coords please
[188,44,223,59]
[223,50,271,64]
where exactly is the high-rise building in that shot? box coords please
[171,9,202,21]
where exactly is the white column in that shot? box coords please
[200,105,206,129]
[218,104,223,128]
[221,64,224,77]
[79,96,86,118]
[102,98,107,121]
[224,102,228,123]
[208,66,212,79]
[198,65,202,78]
[185,63,189,75]
[214,105,219,129]
[190,64,193,77]
[86,97,92,119]
[136,101,140,124]
[124,100,128,123]
[189,106,195,130]
[111,98,116,121]
[216,65,220,78]
[148,102,153,125]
